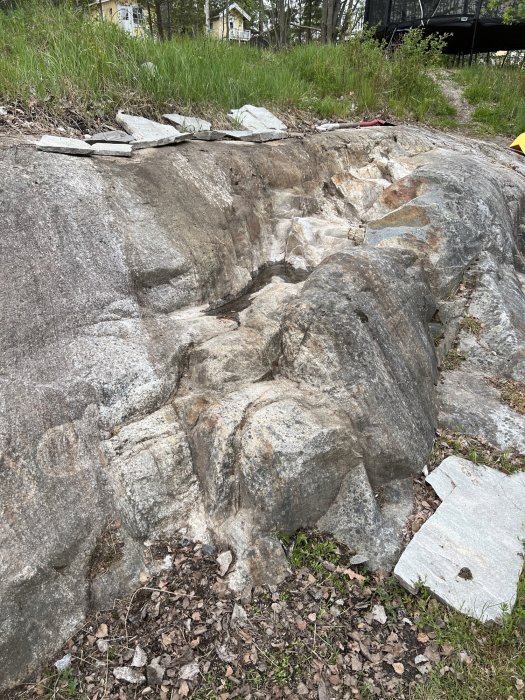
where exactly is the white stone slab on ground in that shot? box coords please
[394,456,525,622]
[36,135,93,156]
[228,105,287,132]
[163,113,211,132]
[116,112,189,149]
[91,142,132,157]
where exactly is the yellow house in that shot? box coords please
[208,3,252,42]
[89,1,148,37]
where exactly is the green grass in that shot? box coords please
[408,572,525,700]
[0,1,455,131]
[454,65,525,136]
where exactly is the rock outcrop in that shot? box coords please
[1,126,524,689]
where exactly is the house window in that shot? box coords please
[209,19,214,29]
[132,6,144,25]
[229,19,234,28]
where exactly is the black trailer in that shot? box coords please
[364,0,525,53]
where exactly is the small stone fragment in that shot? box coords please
[349,554,369,566]
[414,654,428,665]
[146,658,165,686]
[96,639,109,653]
[231,602,248,626]
[179,661,199,680]
[54,654,72,672]
[372,604,387,624]
[131,646,148,668]
[217,550,233,577]
[113,666,145,684]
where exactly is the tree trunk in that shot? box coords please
[146,0,154,37]
[166,0,172,39]
[204,0,210,35]
[321,0,328,43]
[153,0,165,38]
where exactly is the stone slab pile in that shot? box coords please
[395,456,525,622]
[35,106,289,155]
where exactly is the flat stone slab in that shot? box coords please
[36,135,93,156]
[91,143,132,157]
[228,105,287,132]
[394,456,525,622]
[220,130,286,143]
[86,130,134,144]
[116,112,189,149]
[192,130,225,141]
[164,113,211,132]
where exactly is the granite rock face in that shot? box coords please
[2,126,525,688]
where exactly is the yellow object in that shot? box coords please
[510,133,525,154]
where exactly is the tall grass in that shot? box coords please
[455,65,525,135]
[0,0,455,130]
[0,0,521,135]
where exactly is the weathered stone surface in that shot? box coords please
[116,112,188,149]
[228,105,287,132]
[395,456,525,621]
[36,135,93,155]
[91,142,133,157]
[164,113,211,132]
[86,130,134,144]
[2,126,525,689]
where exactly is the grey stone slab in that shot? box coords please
[164,113,211,132]
[91,143,132,157]
[86,131,134,144]
[228,105,287,132]
[394,456,525,621]
[192,130,225,141]
[116,112,188,148]
[36,135,93,156]
[220,130,286,143]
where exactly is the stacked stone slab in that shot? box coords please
[116,112,189,149]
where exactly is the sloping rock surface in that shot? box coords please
[1,127,525,688]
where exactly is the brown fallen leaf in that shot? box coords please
[344,568,366,583]
[95,624,108,639]
[179,680,189,697]
[392,662,404,675]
